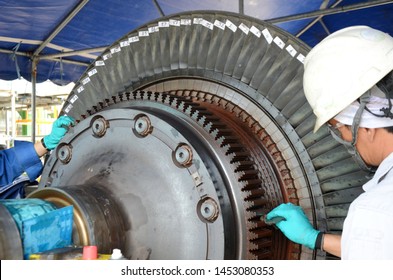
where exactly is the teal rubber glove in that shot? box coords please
[266,202,320,249]
[43,116,75,150]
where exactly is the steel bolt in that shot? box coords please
[57,144,72,164]
[199,197,219,223]
[92,117,108,137]
[134,115,152,137]
[174,144,193,167]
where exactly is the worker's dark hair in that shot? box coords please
[384,126,393,133]
[377,70,393,99]
[375,70,393,134]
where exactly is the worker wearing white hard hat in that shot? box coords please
[267,26,393,259]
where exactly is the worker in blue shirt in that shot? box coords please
[0,116,74,198]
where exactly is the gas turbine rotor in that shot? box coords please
[36,11,369,260]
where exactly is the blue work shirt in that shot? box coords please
[0,141,43,198]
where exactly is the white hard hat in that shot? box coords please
[303,26,393,132]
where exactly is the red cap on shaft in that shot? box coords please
[82,245,98,260]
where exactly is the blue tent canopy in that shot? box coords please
[1,0,393,85]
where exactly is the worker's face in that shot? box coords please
[327,119,377,166]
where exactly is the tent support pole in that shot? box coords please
[31,58,37,143]
[239,0,244,14]
[267,0,393,24]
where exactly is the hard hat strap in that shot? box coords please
[350,91,376,173]
[365,83,393,119]
[328,90,376,174]
[328,125,373,173]
[351,90,371,146]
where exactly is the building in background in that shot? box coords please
[0,79,74,148]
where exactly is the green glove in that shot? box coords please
[266,202,320,249]
[43,116,75,150]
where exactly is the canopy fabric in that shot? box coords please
[1,0,393,85]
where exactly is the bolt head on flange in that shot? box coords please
[198,197,219,223]
[134,115,153,137]
[91,117,109,137]
[173,143,193,167]
[57,144,72,164]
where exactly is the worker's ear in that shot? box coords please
[363,127,377,142]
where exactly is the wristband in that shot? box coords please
[315,232,324,251]
[41,137,50,151]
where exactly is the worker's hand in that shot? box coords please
[266,202,320,249]
[43,116,75,150]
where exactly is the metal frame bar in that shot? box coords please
[153,0,165,17]
[295,0,343,37]
[44,58,91,67]
[0,35,97,59]
[31,58,37,142]
[239,0,244,15]
[266,0,393,24]
[39,46,107,60]
[33,0,90,57]
[0,48,30,57]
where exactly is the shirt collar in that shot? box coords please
[363,152,393,191]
